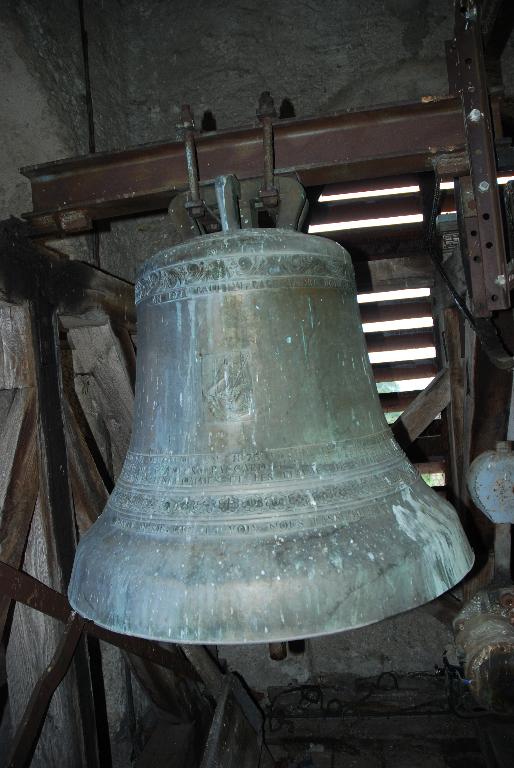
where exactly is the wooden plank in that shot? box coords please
[199,675,264,768]
[359,300,433,325]
[406,434,445,464]
[64,399,108,535]
[379,392,417,413]
[0,224,135,335]
[26,297,99,767]
[0,387,38,638]
[365,330,434,354]
[354,254,433,293]
[373,362,437,383]
[49,259,136,333]
[392,368,450,448]
[0,304,34,389]
[6,500,88,768]
[7,613,86,768]
[68,322,134,479]
[461,314,513,599]
[442,308,465,505]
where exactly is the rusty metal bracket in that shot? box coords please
[422,162,514,369]
[453,0,510,314]
[168,175,307,238]
[256,91,279,208]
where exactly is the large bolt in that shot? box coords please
[468,108,482,123]
[478,180,490,193]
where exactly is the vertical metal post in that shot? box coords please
[453,0,510,314]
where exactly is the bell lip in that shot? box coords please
[69,558,474,646]
[68,473,475,646]
[137,227,351,279]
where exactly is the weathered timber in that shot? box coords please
[199,675,265,768]
[0,220,135,330]
[461,317,513,598]
[354,254,433,293]
[68,321,134,479]
[406,434,445,464]
[373,362,437,383]
[359,300,432,325]
[6,501,88,767]
[49,259,136,332]
[442,308,465,509]
[7,613,86,768]
[0,387,38,638]
[0,303,35,388]
[0,300,38,638]
[64,399,108,535]
[29,295,100,767]
[365,331,434,354]
[392,368,450,448]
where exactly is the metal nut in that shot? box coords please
[468,108,482,123]
[478,180,490,193]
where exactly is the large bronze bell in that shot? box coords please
[69,194,473,643]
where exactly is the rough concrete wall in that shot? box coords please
[86,0,132,152]
[115,0,455,144]
[0,1,93,261]
[89,0,458,278]
[0,1,89,219]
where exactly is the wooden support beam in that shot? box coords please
[64,399,108,535]
[373,362,437,383]
[366,331,434,354]
[442,307,465,506]
[23,296,100,767]
[49,259,136,332]
[354,254,433,293]
[359,300,432,325]
[0,221,135,330]
[7,613,86,768]
[392,368,450,448]
[0,387,38,639]
[68,321,134,478]
[0,303,35,388]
